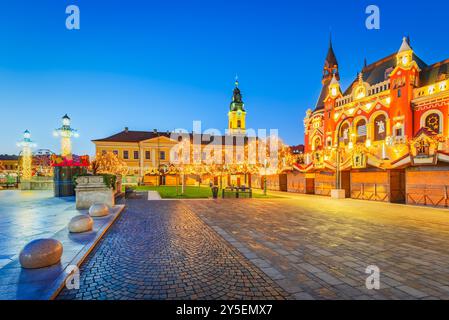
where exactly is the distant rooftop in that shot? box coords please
[0,154,19,161]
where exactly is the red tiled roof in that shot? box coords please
[92,130,171,143]
[93,130,257,146]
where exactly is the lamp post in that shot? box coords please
[53,114,79,157]
[335,145,341,190]
[154,129,161,186]
[17,130,36,186]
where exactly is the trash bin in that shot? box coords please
[211,186,219,199]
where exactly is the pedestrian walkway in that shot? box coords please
[0,190,124,299]
[57,199,287,300]
[147,191,162,200]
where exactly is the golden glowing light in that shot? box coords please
[54,114,78,157]
[17,130,35,181]
[365,139,372,148]
[348,141,354,150]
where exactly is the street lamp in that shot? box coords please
[263,158,268,195]
[335,145,342,190]
[53,114,79,157]
[17,130,36,182]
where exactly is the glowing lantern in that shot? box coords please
[365,139,372,148]
[53,114,79,157]
[17,130,36,181]
[348,141,354,150]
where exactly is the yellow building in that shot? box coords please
[0,155,19,173]
[92,130,180,185]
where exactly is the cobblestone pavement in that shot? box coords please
[57,198,287,300]
[183,196,449,300]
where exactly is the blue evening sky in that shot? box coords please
[1,0,449,155]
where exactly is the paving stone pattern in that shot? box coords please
[57,199,287,300]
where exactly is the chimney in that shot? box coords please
[124,127,129,133]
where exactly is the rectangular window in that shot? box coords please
[397,89,402,98]
[134,151,139,159]
[145,151,151,160]
[113,150,118,156]
[395,128,403,137]
[159,151,166,160]
[123,151,129,160]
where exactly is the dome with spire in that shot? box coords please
[230,79,245,111]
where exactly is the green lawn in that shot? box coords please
[127,185,282,199]
[131,186,212,199]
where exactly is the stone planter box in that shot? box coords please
[75,175,114,210]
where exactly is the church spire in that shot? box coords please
[323,35,339,82]
[315,37,340,111]
[231,77,244,108]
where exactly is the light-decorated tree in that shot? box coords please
[91,152,129,176]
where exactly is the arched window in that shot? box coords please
[326,136,333,148]
[425,113,441,134]
[356,119,367,143]
[313,136,322,151]
[374,115,387,141]
[339,123,350,144]
[237,120,241,128]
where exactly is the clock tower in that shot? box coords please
[228,78,247,135]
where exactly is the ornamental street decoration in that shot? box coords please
[410,129,438,166]
[352,151,367,169]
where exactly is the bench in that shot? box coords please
[222,187,252,199]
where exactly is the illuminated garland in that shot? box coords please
[51,154,89,167]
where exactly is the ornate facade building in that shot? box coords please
[295,37,449,207]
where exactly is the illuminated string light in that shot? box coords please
[53,114,79,157]
[17,130,36,181]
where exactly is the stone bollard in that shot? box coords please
[19,239,63,269]
[68,215,94,233]
[89,203,110,217]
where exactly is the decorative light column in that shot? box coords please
[53,114,79,157]
[17,130,36,185]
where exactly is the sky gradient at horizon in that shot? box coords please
[1,0,449,155]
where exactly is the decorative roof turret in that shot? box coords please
[398,36,412,53]
[315,36,340,111]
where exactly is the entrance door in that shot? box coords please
[160,175,166,186]
[305,178,315,194]
[279,174,288,192]
[390,169,405,203]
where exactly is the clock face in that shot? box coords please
[402,55,409,66]
[331,87,337,97]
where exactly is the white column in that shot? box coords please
[139,144,144,179]
[152,149,156,167]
